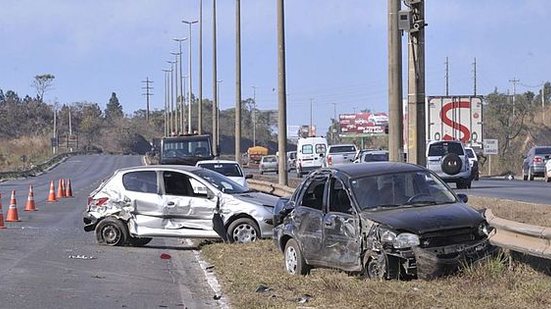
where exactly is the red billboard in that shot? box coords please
[338,112,388,136]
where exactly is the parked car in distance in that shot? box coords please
[464,147,479,181]
[522,146,551,181]
[83,165,278,246]
[259,155,278,174]
[296,136,328,178]
[426,140,472,189]
[273,163,496,280]
[544,159,551,182]
[323,144,358,167]
[354,150,389,163]
[196,160,252,187]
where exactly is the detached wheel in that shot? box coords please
[284,239,310,275]
[441,154,462,175]
[227,218,260,243]
[127,237,152,247]
[95,217,129,246]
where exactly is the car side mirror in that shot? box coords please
[457,193,468,203]
[245,174,253,179]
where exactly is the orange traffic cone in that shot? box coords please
[47,180,57,202]
[65,179,73,198]
[56,179,65,199]
[6,190,20,222]
[25,185,37,211]
[0,193,6,229]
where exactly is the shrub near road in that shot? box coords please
[201,196,551,308]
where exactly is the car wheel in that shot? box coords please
[466,180,472,189]
[284,239,310,275]
[227,218,260,243]
[95,217,128,246]
[529,168,534,181]
[127,237,152,247]
[523,169,528,181]
[441,153,462,175]
[546,172,551,183]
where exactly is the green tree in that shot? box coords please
[32,74,55,102]
[105,92,123,121]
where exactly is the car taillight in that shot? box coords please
[327,155,333,166]
[89,197,109,207]
[533,156,543,163]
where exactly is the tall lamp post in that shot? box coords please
[173,38,187,132]
[162,69,171,136]
[167,61,176,135]
[182,19,198,134]
[170,52,180,134]
[251,85,257,146]
[216,79,223,146]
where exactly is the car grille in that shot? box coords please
[419,227,477,248]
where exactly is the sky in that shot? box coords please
[1,0,550,135]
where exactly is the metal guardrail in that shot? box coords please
[247,179,295,197]
[485,209,551,259]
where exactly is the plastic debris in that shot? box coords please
[296,294,312,304]
[255,284,272,293]
[68,255,96,260]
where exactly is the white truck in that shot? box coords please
[323,144,358,167]
[296,136,328,178]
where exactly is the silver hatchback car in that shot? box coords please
[83,165,278,246]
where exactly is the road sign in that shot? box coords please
[484,139,498,155]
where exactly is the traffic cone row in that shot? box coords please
[1,178,74,229]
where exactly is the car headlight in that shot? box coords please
[478,222,491,237]
[380,229,420,249]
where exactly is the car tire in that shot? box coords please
[95,217,129,246]
[529,168,534,181]
[226,218,260,244]
[284,239,310,275]
[466,180,472,189]
[546,172,551,183]
[523,169,528,181]
[441,153,462,175]
[127,237,152,247]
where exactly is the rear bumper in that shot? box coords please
[82,212,98,232]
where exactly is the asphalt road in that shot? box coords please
[244,166,551,206]
[0,154,220,309]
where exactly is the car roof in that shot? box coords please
[196,160,239,165]
[318,162,425,178]
[115,165,203,173]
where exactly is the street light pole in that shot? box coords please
[277,0,288,185]
[174,38,187,133]
[198,0,203,134]
[162,69,171,136]
[217,79,223,146]
[182,19,198,134]
[252,85,257,146]
[167,61,175,135]
[235,0,242,162]
[212,0,218,150]
[170,52,180,134]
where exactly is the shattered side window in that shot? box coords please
[299,177,327,211]
[122,171,157,194]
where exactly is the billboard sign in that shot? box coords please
[427,96,483,147]
[338,112,388,137]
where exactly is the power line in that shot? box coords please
[141,77,154,123]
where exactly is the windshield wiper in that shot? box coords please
[403,200,438,206]
[374,204,400,209]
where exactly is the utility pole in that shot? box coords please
[331,102,337,120]
[167,61,176,135]
[170,52,180,133]
[141,77,153,124]
[277,0,288,185]
[252,86,257,146]
[509,78,520,117]
[212,0,218,151]
[53,105,57,154]
[174,38,187,132]
[163,69,171,136]
[543,83,546,123]
[198,0,203,134]
[407,0,426,166]
[473,57,477,96]
[309,98,314,136]
[235,0,242,162]
[444,56,449,96]
[183,19,198,134]
[388,0,403,162]
[217,80,223,146]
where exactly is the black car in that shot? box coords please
[273,162,496,280]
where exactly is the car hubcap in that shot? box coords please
[232,224,257,243]
[102,226,119,244]
[285,246,298,274]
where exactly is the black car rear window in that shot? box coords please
[329,145,356,153]
[535,147,551,155]
[428,142,464,156]
[198,163,243,177]
[363,153,389,162]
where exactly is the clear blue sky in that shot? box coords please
[1,0,550,134]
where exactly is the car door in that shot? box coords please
[293,174,329,264]
[320,177,361,270]
[160,170,218,234]
[122,171,165,232]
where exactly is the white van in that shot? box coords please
[296,136,328,178]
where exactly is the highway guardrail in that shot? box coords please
[247,179,295,197]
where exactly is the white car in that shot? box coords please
[196,159,251,187]
[83,165,278,245]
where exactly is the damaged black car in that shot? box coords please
[273,162,497,279]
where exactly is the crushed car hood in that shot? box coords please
[361,203,483,234]
[232,191,278,208]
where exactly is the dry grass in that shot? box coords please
[201,196,551,308]
[0,135,51,171]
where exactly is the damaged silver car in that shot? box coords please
[273,162,497,279]
[83,165,278,246]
